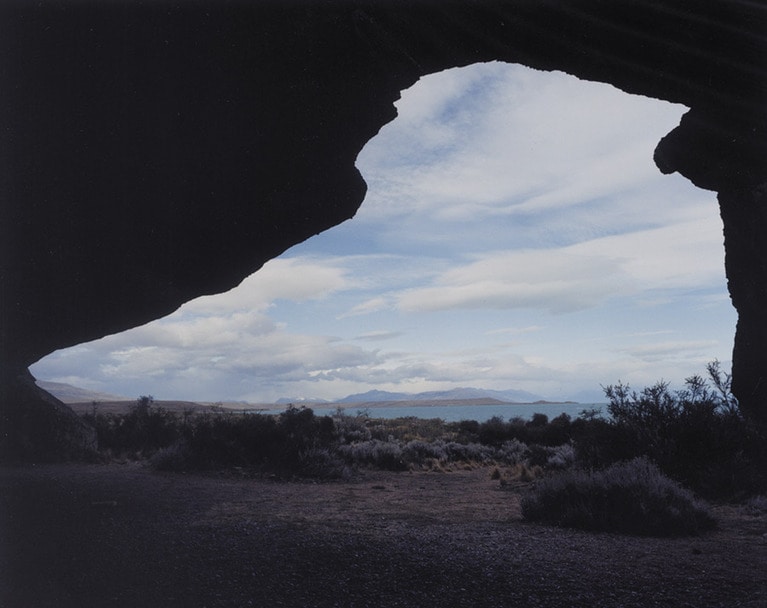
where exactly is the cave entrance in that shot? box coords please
[30,63,736,405]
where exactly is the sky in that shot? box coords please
[31,62,737,404]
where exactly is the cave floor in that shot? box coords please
[1,463,766,608]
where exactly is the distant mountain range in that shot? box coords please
[334,386,549,405]
[275,396,331,405]
[38,380,577,406]
[275,387,550,406]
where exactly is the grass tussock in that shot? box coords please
[521,457,716,536]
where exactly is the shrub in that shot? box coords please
[337,439,406,471]
[149,441,191,471]
[401,439,448,464]
[570,415,639,469]
[140,406,342,477]
[594,362,767,498]
[495,439,529,465]
[332,408,372,443]
[521,457,716,536]
[367,417,449,443]
[277,406,335,469]
[296,447,351,479]
[474,413,573,447]
[177,410,283,469]
[546,443,576,469]
[83,396,180,457]
[432,441,490,464]
[450,419,480,443]
[477,416,513,446]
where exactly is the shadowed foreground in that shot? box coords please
[2,464,766,607]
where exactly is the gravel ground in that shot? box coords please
[1,463,766,608]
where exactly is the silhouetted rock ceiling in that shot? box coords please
[1,1,766,455]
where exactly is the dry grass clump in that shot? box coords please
[491,463,544,486]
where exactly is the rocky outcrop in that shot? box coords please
[655,110,767,423]
[1,1,766,456]
[0,369,96,461]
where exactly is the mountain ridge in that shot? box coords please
[39,380,576,407]
[37,380,132,404]
[335,386,547,405]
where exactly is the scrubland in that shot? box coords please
[77,362,766,532]
[3,363,766,606]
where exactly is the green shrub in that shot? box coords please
[521,457,716,536]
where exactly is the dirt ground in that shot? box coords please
[1,463,766,608]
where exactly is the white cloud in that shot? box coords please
[390,207,724,315]
[484,325,543,336]
[183,257,349,315]
[357,62,688,226]
[616,340,720,362]
[397,251,624,314]
[355,330,404,342]
[339,296,392,318]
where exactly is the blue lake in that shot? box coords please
[301,402,605,423]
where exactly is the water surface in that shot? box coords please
[306,402,605,422]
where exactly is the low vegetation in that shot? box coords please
[80,361,766,536]
[583,361,766,499]
[520,457,717,536]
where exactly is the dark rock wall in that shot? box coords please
[0,368,96,461]
[1,1,766,453]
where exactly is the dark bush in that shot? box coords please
[527,413,549,427]
[450,419,480,443]
[277,406,335,469]
[181,411,281,469]
[591,362,767,498]
[477,416,512,446]
[177,406,337,475]
[570,416,641,469]
[521,457,716,536]
[475,413,573,448]
[83,396,179,456]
